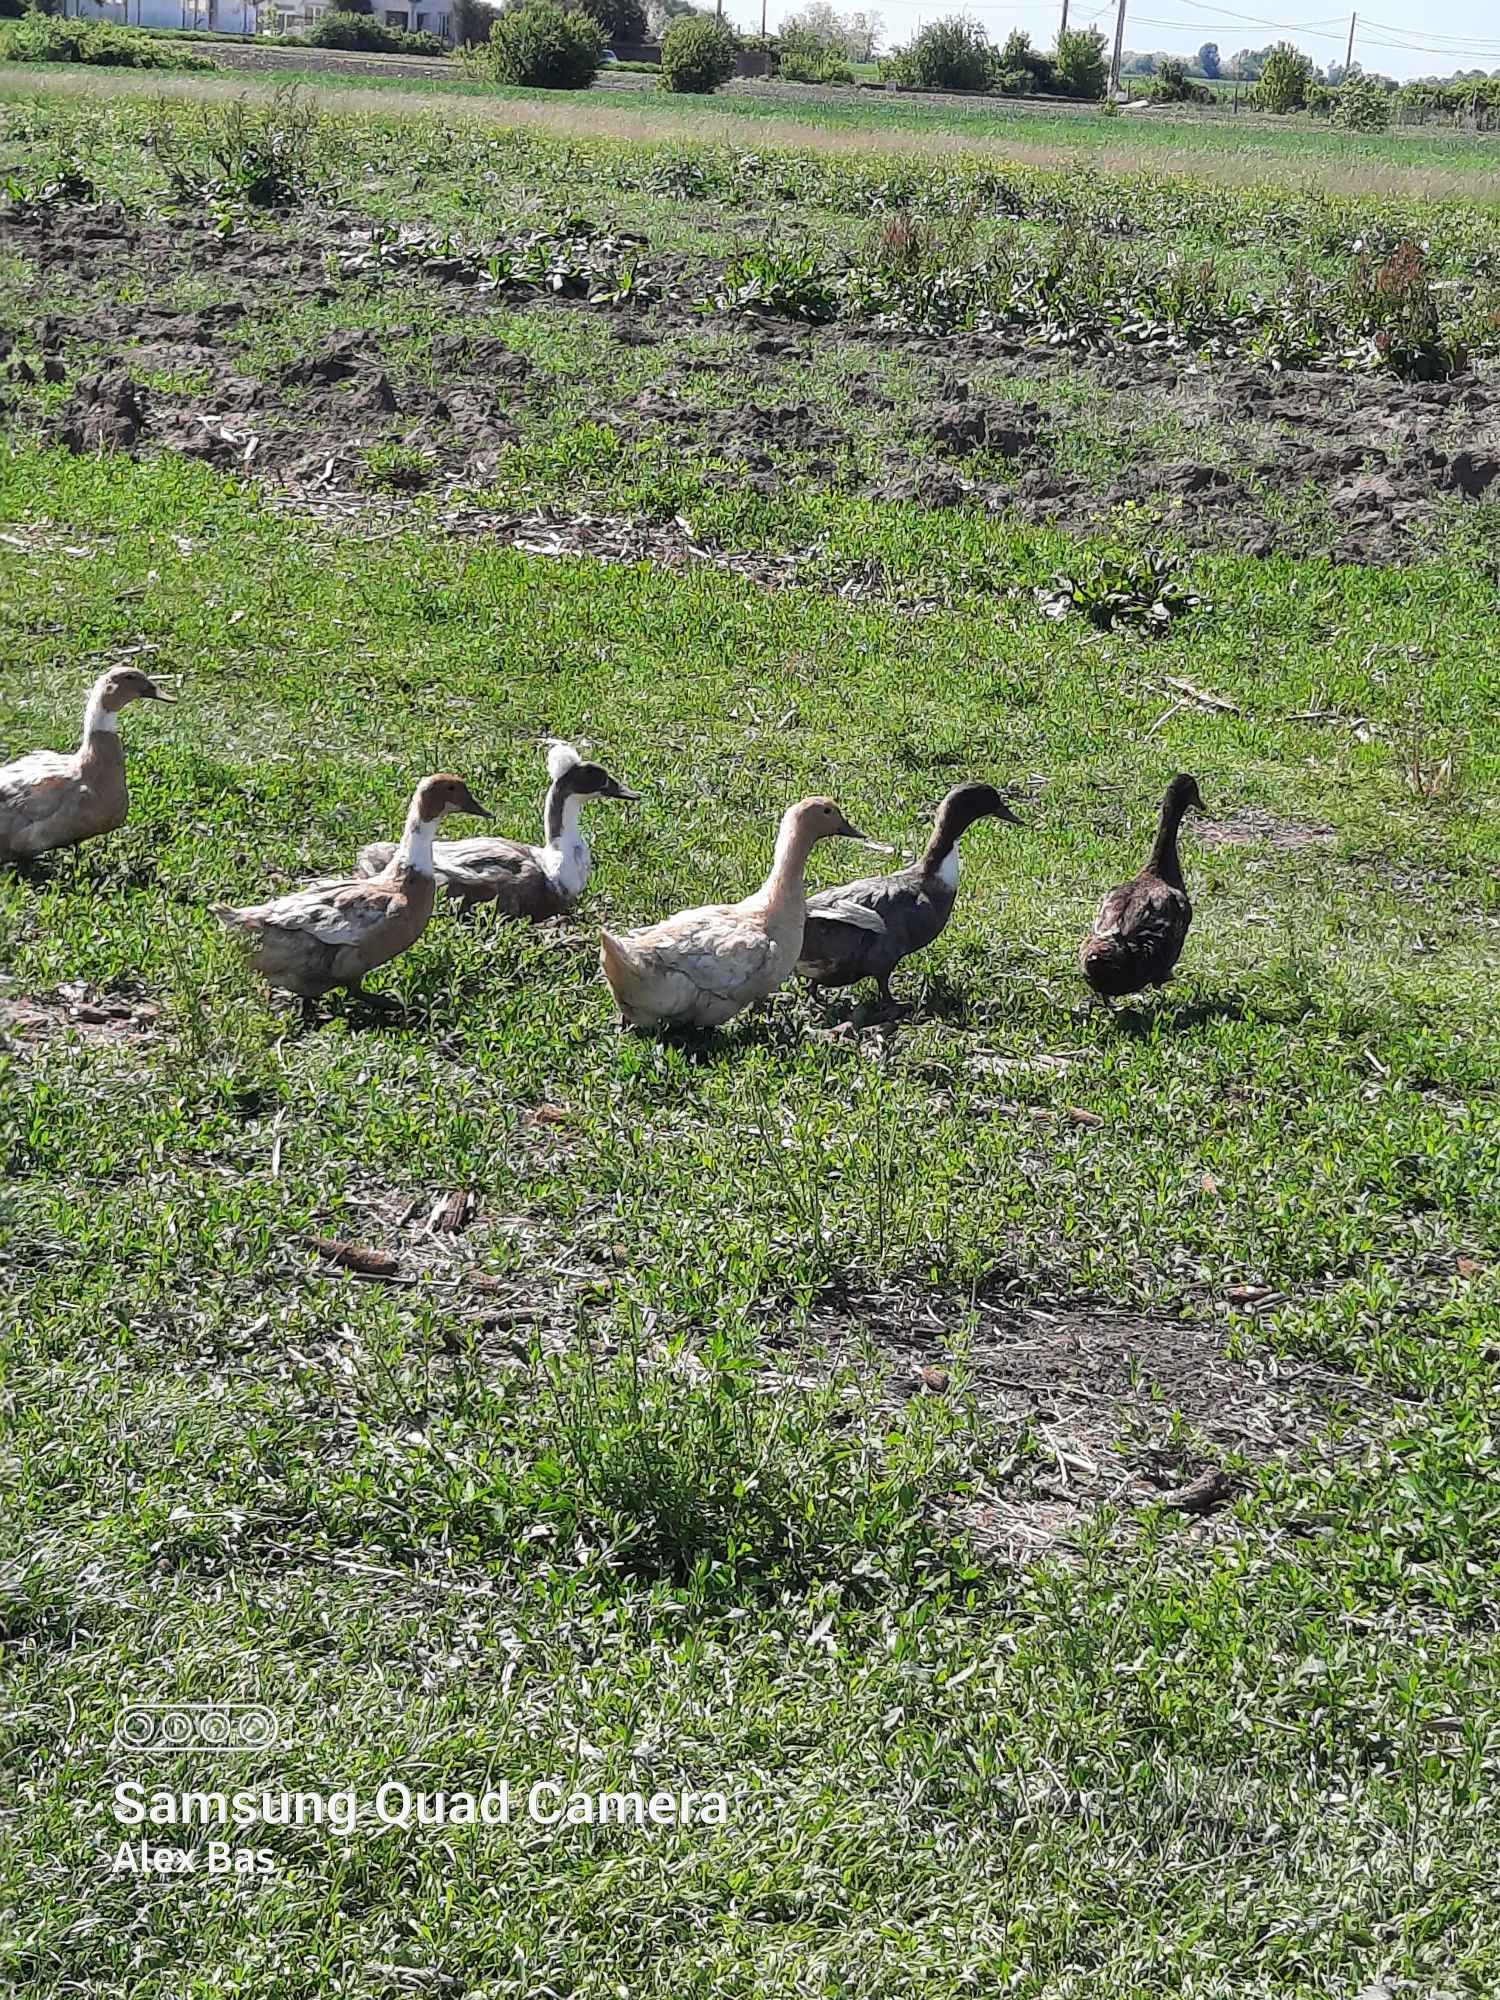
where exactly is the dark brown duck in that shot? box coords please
[1080,773,1204,1003]
[796,782,1023,1006]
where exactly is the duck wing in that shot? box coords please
[256,877,410,947]
[0,752,84,855]
[1086,875,1191,971]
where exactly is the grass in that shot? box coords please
[6,63,1500,202]
[3,84,1500,1998]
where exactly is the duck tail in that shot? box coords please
[211,901,258,935]
[598,927,645,1006]
[354,841,396,879]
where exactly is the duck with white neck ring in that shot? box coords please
[353,742,639,919]
[0,667,175,862]
[212,774,489,1001]
[599,796,870,1031]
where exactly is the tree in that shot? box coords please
[1150,55,1208,102]
[1258,39,1313,111]
[329,0,374,15]
[994,26,1051,94]
[1054,24,1106,99]
[450,0,497,42]
[659,11,735,89]
[572,0,647,42]
[781,2,880,58]
[1226,45,1269,80]
[882,16,994,92]
[1197,40,1219,78]
[487,0,604,85]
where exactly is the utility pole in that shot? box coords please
[761,0,766,32]
[1058,0,1068,39]
[1343,11,1356,75]
[1108,0,1126,96]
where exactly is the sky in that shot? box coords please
[742,0,1500,80]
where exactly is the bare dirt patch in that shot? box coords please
[6,203,1499,562]
[0,981,166,1048]
[804,1283,1374,1561]
[1197,809,1340,851]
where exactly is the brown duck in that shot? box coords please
[0,667,175,861]
[212,774,489,1001]
[1080,774,1204,1004]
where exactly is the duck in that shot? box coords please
[0,666,175,861]
[599,796,868,1030]
[796,781,1023,1007]
[353,742,638,919]
[212,774,489,1001]
[1080,773,1204,1004]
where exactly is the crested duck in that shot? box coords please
[599,796,867,1030]
[797,781,1023,1006]
[0,667,175,861]
[212,774,489,1001]
[1080,773,1204,1004]
[353,742,638,919]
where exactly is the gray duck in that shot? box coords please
[355,741,638,919]
[1079,773,1204,1004]
[796,781,1023,1006]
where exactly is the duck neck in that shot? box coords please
[1147,795,1189,888]
[395,805,441,877]
[78,685,122,774]
[919,799,969,888]
[541,786,590,896]
[761,812,817,910]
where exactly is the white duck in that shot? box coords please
[599,796,868,1030]
[212,774,489,1001]
[353,742,638,919]
[0,667,175,861]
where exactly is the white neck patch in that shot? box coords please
[539,792,590,898]
[934,847,960,892]
[82,692,119,740]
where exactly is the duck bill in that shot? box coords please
[148,688,177,704]
[997,804,1024,826]
[610,784,642,802]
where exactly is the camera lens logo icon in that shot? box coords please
[112,1705,281,1754]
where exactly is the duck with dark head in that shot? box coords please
[796,781,1024,1009]
[1080,773,1204,1006]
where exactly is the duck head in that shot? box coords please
[788,797,868,846]
[413,774,491,825]
[1162,773,1206,821]
[940,782,1024,835]
[81,667,176,740]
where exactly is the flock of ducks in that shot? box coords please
[0,668,1205,1023]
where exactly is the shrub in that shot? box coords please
[486,0,603,84]
[1344,237,1464,380]
[1053,25,1106,99]
[0,13,216,67]
[993,28,1050,95]
[1149,56,1209,103]
[1331,70,1391,130]
[881,15,994,93]
[149,87,322,207]
[1257,39,1313,112]
[659,12,734,91]
[306,10,399,47]
[779,47,854,83]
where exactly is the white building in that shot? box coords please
[63,0,259,32]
